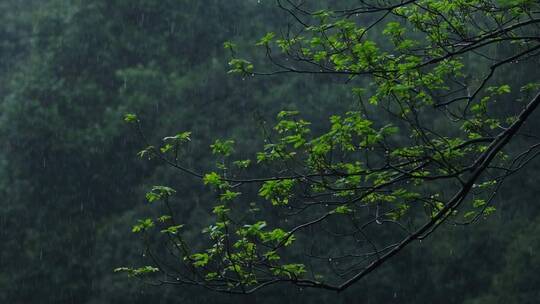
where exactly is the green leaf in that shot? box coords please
[464,211,476,219]
[233,159,251,168]
[203,172,222,186]
[190,253,210,267]
[473,199,486,208]
[146,185,176,203]
[332,205,352,214]
[259,179,295,205]
[223,41,236,50]
[114,266,159,277]
[160,224,184,235]
[483,206,497,216]
[256,32,275,46]
[123,113,138,123]
[277,110,300,119]
[137,146,155,159]
[276,264,306,278]
[212,204,230,216]
[157,215,172,223]
[211,139,235,156]
[132,218,154,233]
[220,190,241,201]
[163,131,191,143]
[228,58,254,74]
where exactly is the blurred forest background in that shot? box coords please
[1,0,539,303]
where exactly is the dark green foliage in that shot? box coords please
[0,0,539,303]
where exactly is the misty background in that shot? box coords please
[1,1,539,303]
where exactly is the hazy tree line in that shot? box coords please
[0,1,539,303]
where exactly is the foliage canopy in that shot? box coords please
[119,0,540,294]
